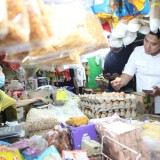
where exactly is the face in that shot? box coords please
[144,34,160,56]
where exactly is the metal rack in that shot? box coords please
[100,136,142,160]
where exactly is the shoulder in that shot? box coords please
[130,45,144,57]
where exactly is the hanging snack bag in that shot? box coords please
[28,0,107,65]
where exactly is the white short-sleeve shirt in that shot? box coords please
[74,66,86,87]
[123,46,160,92]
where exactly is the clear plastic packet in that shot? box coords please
[0,0,8,40]
[62,150,88,160]
[11,139,29,151]
[28,0,106,64]
[80,12,108,56]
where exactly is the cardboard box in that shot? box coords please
[69,122,98,150]
[134,92,154,115]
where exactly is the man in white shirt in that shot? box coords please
[74,65,86,94]
[111,30,160,113]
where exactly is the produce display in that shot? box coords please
[95,120,149,160]
[79,92,137,119]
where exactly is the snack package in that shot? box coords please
[62,150,89,160]
[0,146,24,160]
[37,145,62,160]
[0,0,8,40]
[91,0,114,19]
[66,116,89,127]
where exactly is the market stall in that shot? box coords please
[0,0,160,159]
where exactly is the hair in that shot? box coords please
[149,29,160,39]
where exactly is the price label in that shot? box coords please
[56,90,68,101]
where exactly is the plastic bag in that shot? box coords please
[22,136,48,158]
[127,18,141,32]
[45,126,72,154]
[0,0,8,40]
[28,0,107,65]
[150,0,160,33]
[62,150,88,160]
[37,145,62,160]
[28,0,94,59]
[139,22,150,35]
[25,108,59,132]
[123,31,137,46]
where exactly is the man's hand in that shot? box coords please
[147,86,160,96]
[111,77,122,91]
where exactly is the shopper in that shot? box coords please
[103,44,135,92]
[111,30,160,112]
[64,68,78,94]
[74,65,86,94]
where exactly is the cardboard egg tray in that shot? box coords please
[79,92,137,119]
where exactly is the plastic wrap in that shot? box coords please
[95,120,149,160]
[0,0,8,40]
[45,126,72,153]
[22,136,48,157]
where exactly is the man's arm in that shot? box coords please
[111,73,133,91]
